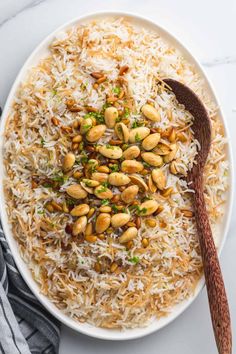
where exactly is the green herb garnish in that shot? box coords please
[129,204,139,212]
[101,199,109,206]
[135,133,141,142]
[111,204,119,213]
[124,107,130,118]
[106,144,115,150]
[116,117,122,123]
[83,123,92,130]
[88,159,97,173]
[84,111,105,124]
[143,162,150,168]
[137,207,147,215]
[52,173,68,185]
[84,180,93,187]
[78,142,84,151]
[51,89,57,96]
[129,256,140,264]
[41,138,45,146]
[96,185,107,194]
[42,182,52,188]
[81,83,87,91]
[131,119,144,128]
[80,154,88,164]
[129,204,147,215]
[102,103,111,111]
[113,86,121,95]
[109,164,119,172]
[66,198,76,206]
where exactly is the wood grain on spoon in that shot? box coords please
[164,79,232,354]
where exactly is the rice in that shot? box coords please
[3,17,228,329]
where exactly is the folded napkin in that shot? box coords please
[0,222,61,354]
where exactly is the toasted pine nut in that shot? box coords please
[72,143,79,150]
[161,187,173,197]
[116,205,124,211]
[118,89,125,99]
[127,221,136,227]
[110,262,118,273]
[61,125,73,133]
[32,180,38,189]
[85,235,97,243]
[51,201,63,211]
[69,106,83,112]
[159,220,167,228]
[168,128,176,142]
[126,240,133,249]
[119,65,129,75]
[140,169,149,176]
[106,227,113,234]
[109,139,123,145]
[99,206,112,213]
[46,204,54,213]
[181,209,194,218]
[87,208,95,219]
[145,218,157,228]
[111,195,120,203]
[97,233,105,240]
[85,223,93,236]
[161,127,172,138]
[72,120,80,129]
[72,135,82,143]
[132,200,140,206]
[96,165,110,173]
[135,217,141,229]
[177,132,188,142]
[167,109,173,121]
[86,106,98,113]
[51,117,59,126]
[94,262,101,272]
[90,72,103,79]
[107,96,118,103]
[73,171,83,179]
[62,202,69,213]
[153,205,164,216]
[96,76,107,84]
[119,186,126,192]
[66,99,75,107]
[122,118,130,125]
[142,238,149,248]
[119,227,138,244]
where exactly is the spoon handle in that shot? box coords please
[194,176,232,354]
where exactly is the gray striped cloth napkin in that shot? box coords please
[0,222,61,354]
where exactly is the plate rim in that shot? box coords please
[0,10,234,341]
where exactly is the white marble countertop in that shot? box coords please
[0,1,235,353]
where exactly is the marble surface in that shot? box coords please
[0,0,235,353]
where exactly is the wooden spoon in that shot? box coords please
[164,79,232,354]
